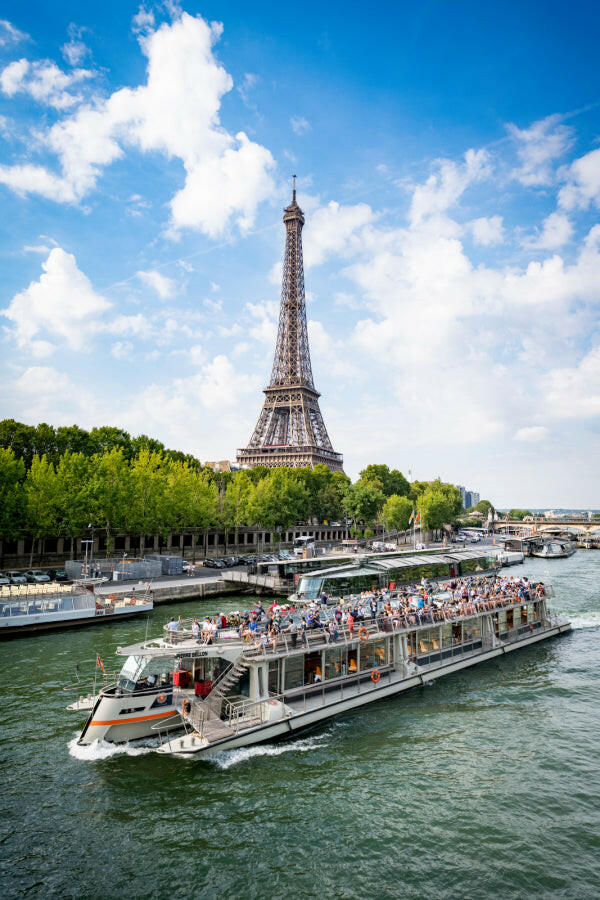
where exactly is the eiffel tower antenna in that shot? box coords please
[237,180,344,472]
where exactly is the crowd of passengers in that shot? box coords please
[165,574,546,652]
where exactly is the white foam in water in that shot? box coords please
[570,613,600,630]
[207,734,330,770]
[68,733,159,761]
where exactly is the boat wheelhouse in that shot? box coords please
[75,572,571,754]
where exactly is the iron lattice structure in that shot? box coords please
[237,183,344,472]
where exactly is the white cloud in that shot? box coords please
[0,13,275,236]
[203,297,223,313]
[0,20,28,46]
[2,247,111,355]
[237,72,258,106]
[558,147,600,211]
[22,243,52,254]
[132,6,155,34]
[303,200,374,267]
[246,300,278,346]
[468,215,504,246]
[508,114,573,187]
[527,211,573,250]
[61,24,90,66]
[543,345,600,419]
[409,149,491,225]
[290,115,311,135]
[136,268,176,299]
[0,58,94,109]
[111,340,134,359]
[514,426,549,442]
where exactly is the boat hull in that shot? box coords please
[157,619,572,756]
[0,604,152,638]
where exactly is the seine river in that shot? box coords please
[1,553,599,899]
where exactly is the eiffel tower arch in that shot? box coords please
[237,181,344,472]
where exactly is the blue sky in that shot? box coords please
[1,1,599,507]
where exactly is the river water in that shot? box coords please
[1,554,599,899]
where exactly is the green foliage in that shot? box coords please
[247,469,310,535]
[383,494,413,532]
[509,509,532,520]
[343,479,385,524]
[0,448,25,539]
[475,499,495,515]
[359,464,410,498]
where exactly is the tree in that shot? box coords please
[56,425,94,458]
[0,418,38,469]
[0,448,25,540]
[89,449,132,554]
[475,499,495,516]
[222,471,254,547]
[359,464,410,498]
[129,449,169,554]
[509,509,532,520]
[383,494,413,533]
[419,487,453,538]
[89,426,133,458]
[55,452,93,557]
[24,455,58,565]
[343,480,385,525]
[247,469,310,537]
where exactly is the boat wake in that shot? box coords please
[569,612,600,630]
[207,734,331,770]
[68,734,159,761]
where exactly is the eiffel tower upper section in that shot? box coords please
[237,180,344,472]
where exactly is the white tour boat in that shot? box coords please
[75,574,570,755]
[0,582,152,636]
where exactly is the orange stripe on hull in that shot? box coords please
[90,710,176,726]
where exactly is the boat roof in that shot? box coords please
[300,548,494,579]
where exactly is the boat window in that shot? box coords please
[268,661,279,694]
[284,654,304,690]
[324,646,346,679]
[441,624,453,648]
[418,627,440,654]
[304,651,322,684]
[373,639,387,666]
[348,648,358,673]
[463,620,481,642]
[360,641,376,670]
[452,623,462,644]
[117,655,173,692]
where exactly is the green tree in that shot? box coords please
[0,418,38,469]
[383,494,413,533]
[129,449,169,554]
[475,499,495,516]
[55,452,93,557]
[419,487,453,538]
[247,469,310,537]
[89,426,133,458]
[509,509,532,520]
[222,471,254,548]
[343,479,385,525]
[360,464,410,497]
[89,449,132,555]
[55,425,94,458]
[24,454,59,565]
[0,448,25,539]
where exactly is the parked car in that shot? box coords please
[7,571,27,585]
[44,567,69,582]
[202,558,225,569]
[0,573,11,586]
[24,569,52,583]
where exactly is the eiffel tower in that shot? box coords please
[237,179,344,472]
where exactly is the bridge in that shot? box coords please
[490,519,600,537]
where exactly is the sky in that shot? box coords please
[0,0,599,508]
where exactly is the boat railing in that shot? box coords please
[62,667,121,705]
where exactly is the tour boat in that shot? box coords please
[75,578,570,754]
[0,583,152,636]
[530,539,576,559]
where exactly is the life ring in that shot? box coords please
[371,669,381,683]
[181,698,191,716]
[358,627,369,641]
[157,693,167,704]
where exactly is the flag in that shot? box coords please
[415,511,421,524]
[96,654,105,673]
[409,510,415,524]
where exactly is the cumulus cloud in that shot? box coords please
[303,200,374,267]
[136,268,176,299]
[468,215,504,246]
[111,340,134,359]
[0,12,275,235]
[2,248,111,355]
[558,147,600,211]
[527,211,573,250]
[61,24,90,66]
[290,115,311,135]
[0,20,28,46]
[514,426,549,442]
[409,149,491,226]
[0,58,94,109]
[508,114,573,187]
[543,345,600,419]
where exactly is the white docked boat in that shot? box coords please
[0,583,152,635]
[530,539,576,559]
[75,574,570,755]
